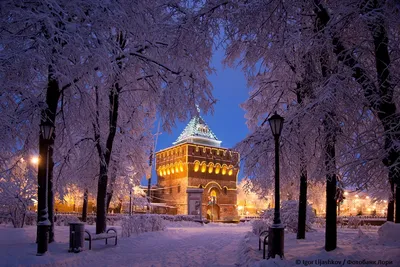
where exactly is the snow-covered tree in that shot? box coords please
[0,157,36,228]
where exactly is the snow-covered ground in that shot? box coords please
[0,222,250,267]
[0,222,399,267]
[239,223,400,267]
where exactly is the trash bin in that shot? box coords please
[68,222,85,253]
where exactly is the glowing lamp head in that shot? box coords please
[31,157,39,165]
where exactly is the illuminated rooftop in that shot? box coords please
[173,115,221,147]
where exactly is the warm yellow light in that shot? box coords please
[228,169,233,176]
[355,194,359,198]
[344,191,348,196]
[31,156,39,165]
[159,170,162,176]
[221,165,227,175]
[366,196,369,199]
[179,162,184,172]
[201,163,206,173]
[167,168,170,175]
[238,206,243,211]
[215,164,220,174]
[163,170,166,176]
[194,162,200,172]
[384,200,387,203]
[175,164,179,173]
[208,165,213,174]
[171,168,175,174]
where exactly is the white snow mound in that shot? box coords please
[378,221,400,244]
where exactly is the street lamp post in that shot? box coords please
[37,121,54,256]
[267,112,284,259]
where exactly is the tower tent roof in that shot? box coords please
[173,115,221,147]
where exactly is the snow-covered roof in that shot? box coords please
[173,115,221,147]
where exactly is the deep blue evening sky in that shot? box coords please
[141,48,249,185]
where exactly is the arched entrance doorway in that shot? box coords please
[206,188,220,221]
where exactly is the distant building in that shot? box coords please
[155,113,240,221]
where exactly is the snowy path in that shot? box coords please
[0,224,251,267]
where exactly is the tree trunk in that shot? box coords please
[48,139,55,243]
[297,168,307,239]
[95,83,120,233]
[106,162,117,212]
[96,169,108,234]
[312,1,337,250]
[387,179,395,222]
[396,184,400,223]
[295,85,310,240]
[82,189,88,222]
[323,107,338,251]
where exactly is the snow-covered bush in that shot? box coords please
[252,219,271,235]
[54,214,80,226]
[121,214,165,237]
[260,200,315,233]
[347,217,362,229]
[24,211,36,226]
[314,217,325,228]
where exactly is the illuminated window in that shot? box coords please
[167,167,171,175]
[175,163,179,173]
[215,164,221,174]
[171,167,175,174]
[228,169,233,176]
[163,168,166,176]
[201,162,207,173]
[208,163,214,174]
[209,189,217,204]
[179,162,184,172]
[194,161,200,172]
[158,168,163,176]
[222,165,227,175]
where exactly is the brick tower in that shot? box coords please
[155,114,239,221]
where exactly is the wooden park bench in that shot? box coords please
[258,230,269,259]
[84,228,118,250]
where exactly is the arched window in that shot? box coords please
[201,162,207,173]
[178,184,181,193]
[167,165,171,175]
[179,161,184,172]
[228,165,234,176]
[223,187,228,195]
[194,161,200,172]
[215,164,221,174]
[175,163,179,173]
[208,163,214,174]
[209,188,217,204]
[222,164,227,175]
